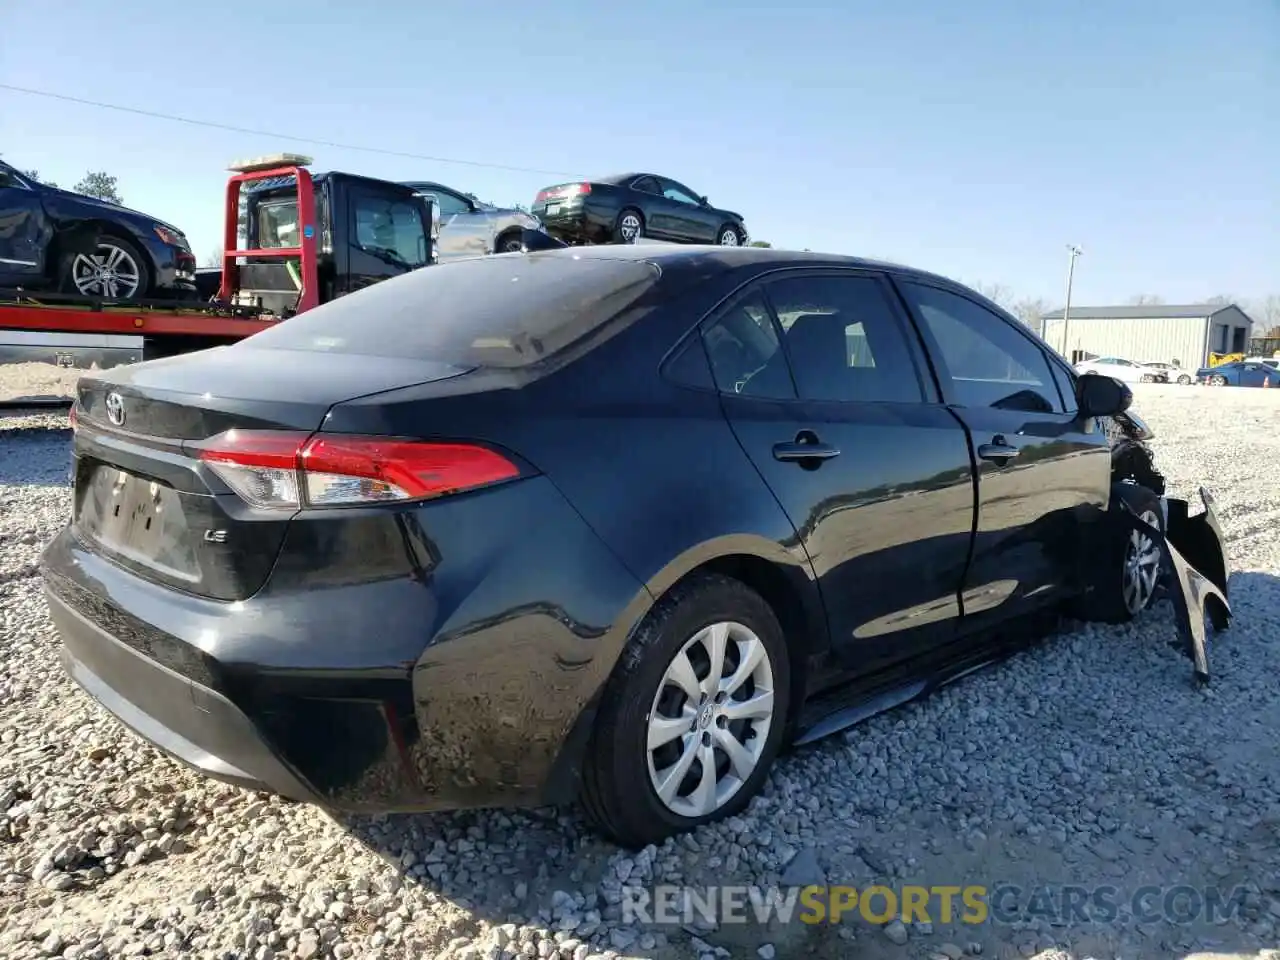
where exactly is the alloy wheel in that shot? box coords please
[619,214,642,242]
[718,228,740,246]
[646,620,774,819]
[72,242,142,299]
[1122,508,1163,615]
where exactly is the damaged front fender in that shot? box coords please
[1121,486,1231,684]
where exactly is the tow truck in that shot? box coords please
[0,154,445,403]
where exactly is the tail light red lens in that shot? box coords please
[68,403,78,432]
[193,430,522,510]
[536,183,591,203]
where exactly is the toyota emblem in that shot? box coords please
[105,392,125,427]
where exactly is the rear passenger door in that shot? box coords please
[704,270,976,678]
[893,279,1112,632]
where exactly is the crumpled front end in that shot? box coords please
[1119,487,1232,683]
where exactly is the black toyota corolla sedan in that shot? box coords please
[41,245,1230,849]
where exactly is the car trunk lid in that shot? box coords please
[70,345,474,600]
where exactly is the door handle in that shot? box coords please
[978,436,1020,464]
[773,431,840,463]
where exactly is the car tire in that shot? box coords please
[1176,374,1191,385]
[1209,373,1228,386]
[1140,374,1154,383]
[717,224,744,246]
[1070,482,1165,625]
[612,209,645,244]
[580,573,790,849]
[494,231,525,254]
[58,234,151,301]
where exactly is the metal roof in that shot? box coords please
[1041,304,1242,321]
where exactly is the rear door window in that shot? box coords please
[701,290,795,399]
[242,255,661,368]
[764,274,924,404]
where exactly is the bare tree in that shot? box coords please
[1204,294,1235,306]
[72,171,124,205]
[1127,294,1165,305]
[1011,296,1051,335]
[1245,294,1280,333]
[972,282,1015,310]
[203,249,223,268]
[21,168,57,188]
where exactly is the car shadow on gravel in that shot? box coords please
[0,424,72,488]
[330,569,1280,960]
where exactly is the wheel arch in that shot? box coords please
[48,218,155,289]
[546,538,825,806]
[717,221,745,243]
[492,226,524,253]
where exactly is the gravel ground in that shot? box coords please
[2,370,1279,960]
[0,362,85,406]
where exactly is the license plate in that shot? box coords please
[544,203,562,216]
[78,465,199,580]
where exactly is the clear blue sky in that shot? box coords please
[3,0,1277,308]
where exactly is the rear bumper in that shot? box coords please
[49,584,316,802]
[40,474,649,813]
[535,201,616,243]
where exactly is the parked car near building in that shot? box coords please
[531,173,749,246]
[0,161,197,301]
[401,181,543,261]
[1138,361,1182,383]
[1043,303,1256,372]
[1073,356,1149,383]
[1195,359,1278,387]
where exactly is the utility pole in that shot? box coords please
[1060,244,1083,361]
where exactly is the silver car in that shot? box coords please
[402,181,544,261]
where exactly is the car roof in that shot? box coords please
[520,242,940,280]
[514,241,972,295]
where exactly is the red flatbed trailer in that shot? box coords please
[0,157,328,353]
[0,299,279,339]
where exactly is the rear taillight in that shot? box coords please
[536,183,591,203]
[193,430,522,510]
[68,403,78,432]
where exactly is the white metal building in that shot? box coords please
[1040,303,1255,369]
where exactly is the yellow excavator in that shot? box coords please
[1207,351,1246,367]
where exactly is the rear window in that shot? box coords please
[242,254,662,368]
[257,198,300,249]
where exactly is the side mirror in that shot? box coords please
[699,195,709,205]
[1077,372,1133,418]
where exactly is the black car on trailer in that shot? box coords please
[532,173,750,247]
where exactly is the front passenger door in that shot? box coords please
[1240,363,1271,387]
[895,280,1112,632]
[658,179,717,243]
[707,271,976,678]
